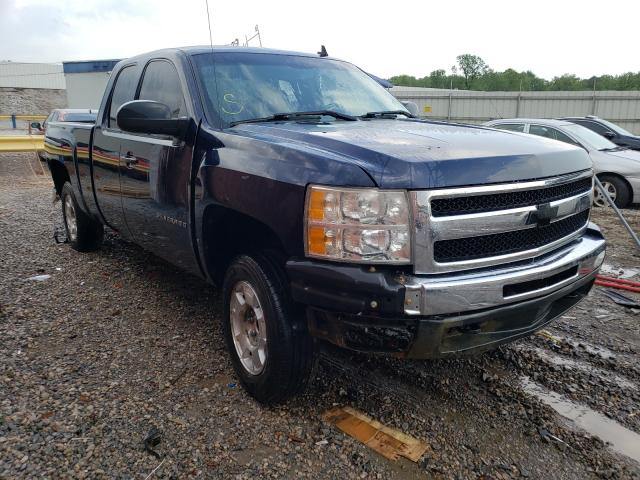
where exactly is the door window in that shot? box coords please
[138,61,186,118]
[529,125,579,146]
[529,124,555,139]
[494,123,525,132]
[552,129,580,146]
[577,120,614,137]
[44,111,56,128]
[108,66,138,129]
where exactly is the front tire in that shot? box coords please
[594,175,631,208]
[222,254,314,404]
[61,182,104,252]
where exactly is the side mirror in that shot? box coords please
[30,122,42,130]
[401,101,420,117]
[603,131,615,139]
[116,100,188,138]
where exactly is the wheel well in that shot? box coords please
[48,160,70,196]
[596,172,632,192]
[202,206,288,285]
[597,172,631,188]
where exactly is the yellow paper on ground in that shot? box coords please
[323,406,429,462]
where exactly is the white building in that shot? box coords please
[0,61,65,89]
[63,60,120,108]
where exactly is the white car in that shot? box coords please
[484,118,640,208]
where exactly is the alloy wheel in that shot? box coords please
[229,280,268,375]
[64,194,78,241]
[593,181,617,207]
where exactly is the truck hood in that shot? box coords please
[232,119,593,189]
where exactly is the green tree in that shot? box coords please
[548,74,582,91]
[456,54,489,89]
[429,69,447,89]
[388,74,420,87]
[388,57,640,91]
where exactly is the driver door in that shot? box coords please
[118,59,199,274]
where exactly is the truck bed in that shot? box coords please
[42,121,99,219]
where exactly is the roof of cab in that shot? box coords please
[122,46,327,62]
[180,46,323,57]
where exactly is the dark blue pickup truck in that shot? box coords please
[42,47,606,403]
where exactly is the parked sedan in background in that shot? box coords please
[36,109,98,161]
[33,109,97,132]
[559,116,640,151]
[484,118,640,208]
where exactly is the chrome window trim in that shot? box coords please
[411,170,594,274]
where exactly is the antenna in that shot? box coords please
[205,0,214,49]
[243,25,263,47]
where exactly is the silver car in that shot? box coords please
[484,118,640,208]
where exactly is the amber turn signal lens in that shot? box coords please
[308,189,326,222]
[307,225,327,255]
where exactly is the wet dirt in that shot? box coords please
[520,376,640,463]
[1,153,639,479]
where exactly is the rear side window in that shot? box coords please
[138,61,186,118]
[108,66,138,129]
[495,123,525,132]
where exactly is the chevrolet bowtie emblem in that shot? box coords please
[529,203,559,226]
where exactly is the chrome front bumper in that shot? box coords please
[403,224,605,316]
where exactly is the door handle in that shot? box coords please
[120,153,138,169]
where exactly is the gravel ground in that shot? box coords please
[1,152,639,479]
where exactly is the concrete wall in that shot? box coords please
[0,87,66,114]
[391,88,640,135]
[65,72,112,109]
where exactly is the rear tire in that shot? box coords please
[222,253,315,404]
[61,182,104,252]
[594,174,631,208]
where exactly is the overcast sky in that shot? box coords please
[1,0,638,80]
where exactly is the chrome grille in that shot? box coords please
[411,170,593,274]
[433,210,590,262]
[431,177,593,217]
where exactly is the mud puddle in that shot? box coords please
[528,347,637,390]
[520,376,640,464]
[540,330,619,359]
[600,262,640,280]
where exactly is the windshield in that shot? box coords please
[192,52,407,127]
[598,118,633,136]
[61,112,96,123]
[563,123,618,150]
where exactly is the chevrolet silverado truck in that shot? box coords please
[42,47,606,404]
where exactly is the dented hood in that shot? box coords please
[233,119,593,189]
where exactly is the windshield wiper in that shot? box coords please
[360,110,415,119]
[599,146,628,152]
[230,110,356,127]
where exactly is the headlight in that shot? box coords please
[304,185,411,263]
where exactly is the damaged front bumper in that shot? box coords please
[287,224,606,358]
